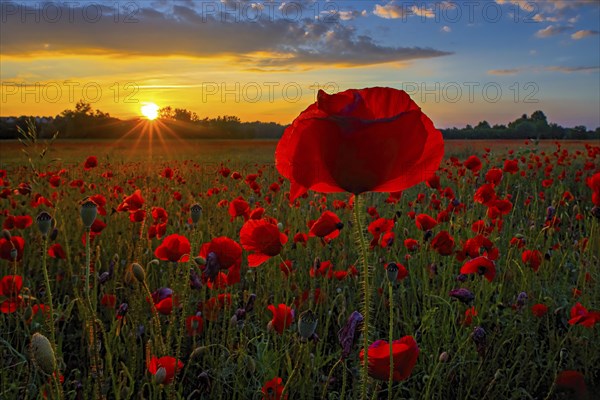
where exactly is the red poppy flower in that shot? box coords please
[0,275,23,313]
[267,303,294,334]
[463,306,477,326]
[240,219,287,267]
[293,232,308,246]
[275,87,444,200]
[262,376,287,400]
[151,207,168,224]
[587,172,600,206]
[554,371,588,400]
[199,236,242,284]
[359,336,419,382]
[229,197,250,221]
[430,230,454,256]
[503,159,519,174]
[147,356,183,385]
[309,211,343,241]
[568,303,600,328]
[185,315,204,336]
[84,156,98,170]
[129,209,146,223]
[531,303,548,317]
[485,168,503,185]
[3,215,32,230]
[521,249,542,272]
[154,234,191,263]
[100,294,117,309]
[404,238,419,252]
[474,184,497,206]
[415,213,437,231]
[460,256,496,282]
[117,190,144,212]
[463,155,482,172]
[0,236,25,261]
[48,243,66,259]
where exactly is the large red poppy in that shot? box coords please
[267,303,294,334]
[359,336,419,382]
[275,87,444,200]
[309,211,343,240]
[198,236,242,283]
[460,256,496,282]
[147,355,183,385]
[154,234,191,263]
[0,275,23,313]
[0,236,25,261]
[240,219,287,267]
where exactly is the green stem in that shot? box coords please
[353,194,371,400]
[40,236,56,345]
[388,281,394,400]
[85,229,91,305]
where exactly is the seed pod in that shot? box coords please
[154,367,167,384]
[80,200,98,229]
[298,309,318,339]
[1,229,11,240]
[190,204,203,224]
[36,212,53,236]
[385,262,399,282]
[439,352,449,362]
[132,263,146,283]
[31,333,56,375]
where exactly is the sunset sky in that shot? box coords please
[1,0,599,129]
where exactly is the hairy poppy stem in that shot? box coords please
[84,229,91,304]
[353,194,371,399]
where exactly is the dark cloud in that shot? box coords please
[0,1,452,69]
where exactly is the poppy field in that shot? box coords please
[1,125,599,400]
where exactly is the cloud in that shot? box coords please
[487,68,522,75]
[0,2,452,70]
[373,2,435,19]
[332,10,367,21]
[546,66,600,73]
[535,25,573,38]
[373,3,406,19]
[571,30,599,40]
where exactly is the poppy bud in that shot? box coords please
[10,248,18,260]
[439,352,449,362]
[31,332,56,375]
[132,263,145,282]
[80,200,98,229]
[494,369,503,380]
[267,320,274,333]
[277,222,284,231]
[338,311,363,359]
[245,357,256,374]
[49,227,59,241]
[385,262,399,282]
[190,204,202,224]
[1,229,11,241]
[36,212,53,236]
[154,366,167,384]
[99,271,110,285]
[193,256,206,266]
[298,309,318,339]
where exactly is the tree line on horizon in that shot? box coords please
[0,100,598,140]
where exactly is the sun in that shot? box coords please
[140,103,159,120]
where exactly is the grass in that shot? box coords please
[0,137,598,399]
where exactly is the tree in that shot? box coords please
[475,120,491,130]
[530,110,547,123]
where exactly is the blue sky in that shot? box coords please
[1,0,599,128]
